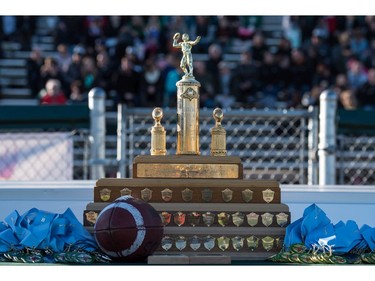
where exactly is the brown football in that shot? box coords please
[94,195,164,262]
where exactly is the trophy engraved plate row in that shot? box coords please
[83,33,291,263]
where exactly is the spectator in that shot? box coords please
[26,48,44,98]
[205,43,223,94]
[140,57,164,107]
[346,58,368,91]
[40,56,68,96]
[214,61,235,108]
[81,56,99,94]
[356,68,375,110]
[194,60,216,108]
[65,46,85,85]
[112,56,141,107]
[39,79,67,105]
[163,53,182,107]
[190,16,216,53]
[230,49,260,107]
[67,80,87,104]
[55,43,72,73]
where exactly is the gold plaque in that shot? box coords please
[276,212,289,227]
[175,236,187,251]
[141,188,152,202]
[161,236,173,251]
[261,212,274,227]
[99,188,111,202]
[221,188,233,202]
[181,188,193,202]
[161,188,173,202]
[120,188,132,197]
[231,236,244,251]
[217,236,230,251]
[246,212,259,227]
[241,189,253,202]
[173,211,186,226]
[247,236,259,251]
[189,235,201,251]
[160,211,171,226]
[232,212,245,227]
[85,211,98,226]
[203,236,216,251]
[262,189,275,203]
[135,163,239,179]
[262,236,274,251]
[217,212,230,227]
[187,212,201,227]
[201,188,213,202]
[202,212,215,227]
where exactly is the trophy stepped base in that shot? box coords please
[133,155,243,179]
[148,254,231,264]
[94,177,280,203]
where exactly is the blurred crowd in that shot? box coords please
[1,15,375,111]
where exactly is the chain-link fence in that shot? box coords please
[337,135,375,185]
[108,107,318,185]
[0,129,90,180]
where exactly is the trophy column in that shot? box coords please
[176,78,201,155]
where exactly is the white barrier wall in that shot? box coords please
[0,181,375,228]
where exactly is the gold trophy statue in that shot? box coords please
[173,33,201,155]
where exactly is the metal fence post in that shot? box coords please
[308,106,318,185]
[318,90,337,185]
[116,103,126,178]
[88,87,106,180]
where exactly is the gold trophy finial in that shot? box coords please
[173,32,201,79]
[211,108,227,156]
[150,107,166,155]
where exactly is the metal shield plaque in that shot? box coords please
[203,236,216,251]
[261,212,274,227]
[232,212,245,227]
[161,236,173,251]
[173,211,186,226]
[246,212,259,227]
[161,188,173,202]
[262,189,275,203]
[217,212,230,227]
[202,212,215,227]
[276,212,289,227]
[217,236,230,251]
[262,236,274,251]
[201,188,213,202]
[181,188,193,202]
[160,211,171,226]
[85,211,98,226]
[175,236,187,251]
[189,236,201,251]
[246,236,259,251]
[221,188,233,202]
[141,188,152,202]
[241,188,253,202]
[120,188,132,197]
[99,188,111,202]
[231,236,244,251]
[187,212,201,227]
